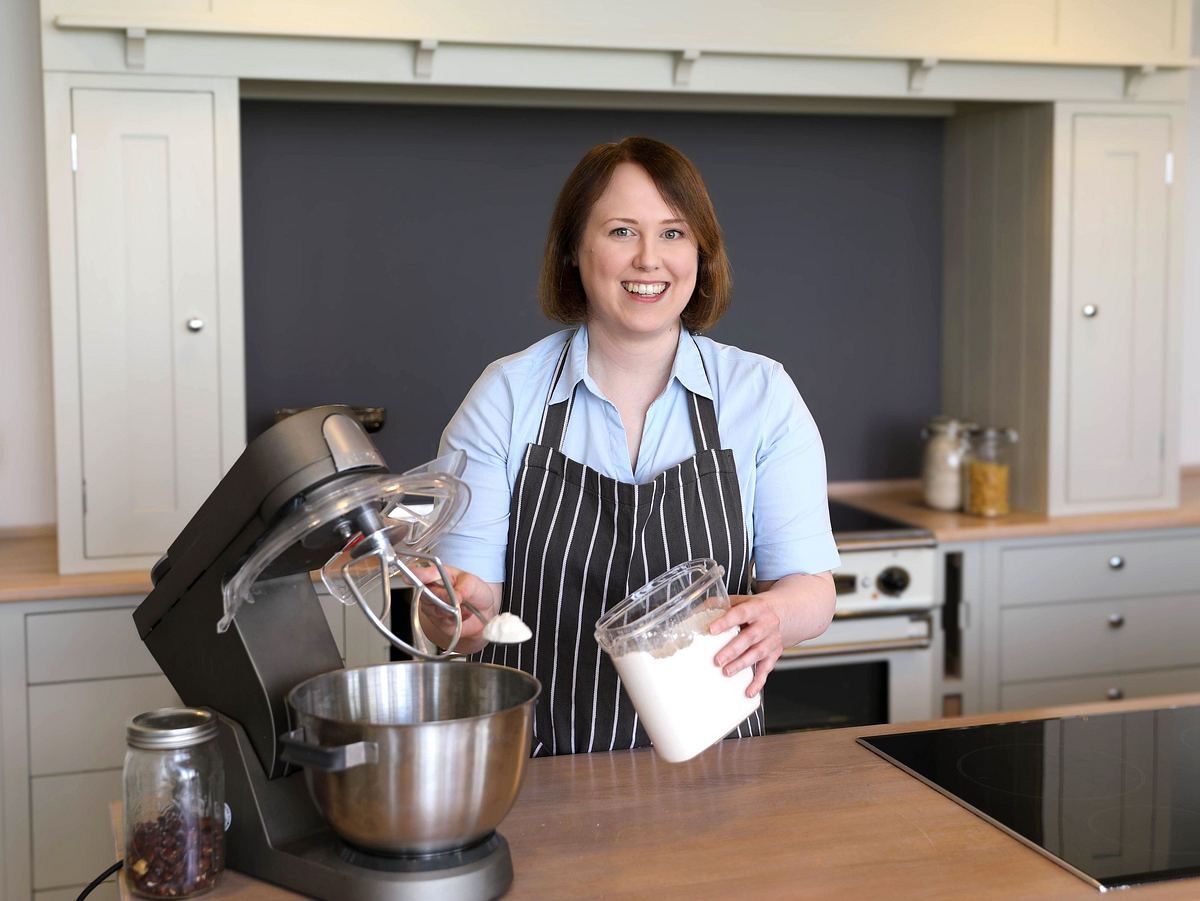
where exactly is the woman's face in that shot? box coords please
[575,162,698,341]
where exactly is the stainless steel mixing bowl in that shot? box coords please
[281,661,540,855]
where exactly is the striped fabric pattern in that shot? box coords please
[483,332,763,757]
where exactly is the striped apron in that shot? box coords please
[479,332,764,757]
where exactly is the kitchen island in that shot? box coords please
[135,693,1200,900]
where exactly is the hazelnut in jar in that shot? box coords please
[123,708,225,898]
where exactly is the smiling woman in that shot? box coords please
[575,164,696,350]
[415,136,840,759]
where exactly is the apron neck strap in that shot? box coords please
[537,331,721,453]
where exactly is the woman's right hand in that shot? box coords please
[410,564,502,655]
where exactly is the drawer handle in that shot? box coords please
[1108,555,1125,570]
[1107,613,1125,629]
[1107,687,1124,701]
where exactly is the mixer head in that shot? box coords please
[219,448,474,659]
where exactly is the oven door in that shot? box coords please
[763,612,936,733]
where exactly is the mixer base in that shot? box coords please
[282,830,514,900]
[337,832,506,872]
[219,715,513,900]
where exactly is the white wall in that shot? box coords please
[0,0,54,529]
[1,3,1198,530]
[1183,5,1200,467]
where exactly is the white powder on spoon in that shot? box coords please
[483,611,533,644]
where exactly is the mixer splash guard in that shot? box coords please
[218,450,470,636]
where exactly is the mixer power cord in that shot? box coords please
[77,859,122,900]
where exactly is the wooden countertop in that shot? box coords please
[0,530,150,603]
[829,466,1200,543]
[133,693,1200,900]
[5,466,1198,603]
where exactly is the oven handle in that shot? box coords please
[778,635,931,659]
[833,606,934,620]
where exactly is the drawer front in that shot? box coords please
[29,675,180,776]
[36,883,119,901]
[26,604,159,683]
[31,769,123,889]
[1000,666,1200,711]
[1001,602,1116,682]
[1001,595,1200,683]
[998,533,1200,607]
[1112,595,1200,673]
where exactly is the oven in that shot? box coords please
[763,502,938,734]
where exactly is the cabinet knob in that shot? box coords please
[186,317,205,333]
[1082,304,1099,318]
[1108,555,1125,570]
[1107,613,1125,629]
[1107,687,1124,701]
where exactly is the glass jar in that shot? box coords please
[123,708,225,898]
[920,416,969,511]
[961,427,1019,517]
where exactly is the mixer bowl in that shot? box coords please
[283,661,540,855]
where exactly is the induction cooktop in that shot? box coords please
[858,706,1200,891]
[827,499,933,548]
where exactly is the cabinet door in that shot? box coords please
[1065,114,1171,503]
[72,89,222,557]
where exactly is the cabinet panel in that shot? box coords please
[29,675,180,776]
[36,883,118,901]
[1111,595,1200,673]
[72,87,223,558]
[31,769,123,889]
[1000,594,1200,682]
[1000,601,1116,682]
[1065,114,1171,503]
[26,604,159,683]
[997,533,1200,606]
[37,883,119,901]
[1000,666,1200,711]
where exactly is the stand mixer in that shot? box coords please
[133,405,534,900]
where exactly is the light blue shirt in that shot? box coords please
[437,326,840,584]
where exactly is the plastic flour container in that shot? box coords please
[594,559,761,763]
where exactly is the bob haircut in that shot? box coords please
[539,136,732,333]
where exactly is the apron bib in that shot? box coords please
[480,332,763,756]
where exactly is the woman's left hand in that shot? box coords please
[708,595,783,698]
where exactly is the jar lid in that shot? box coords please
[127,707,218,750]
[967,425,1019,442]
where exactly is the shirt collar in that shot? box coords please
[548,324,713,405]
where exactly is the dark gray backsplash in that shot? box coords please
[242,101,943,479]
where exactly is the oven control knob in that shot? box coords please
[876,566,911,597]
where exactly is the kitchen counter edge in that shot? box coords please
[6,466,1200,602]
[829,466,1200,543]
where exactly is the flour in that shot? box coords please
[610,609,761,763]
[482,611,532,644]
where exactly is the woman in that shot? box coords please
[420,136,839,757]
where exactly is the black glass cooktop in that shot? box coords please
[827,499,932,544]
[859,706,1200,891]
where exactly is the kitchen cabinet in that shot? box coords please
[0,591,375,901]
[943,102,1183,516]
[974,529,1200,713]
[43,73,245,574]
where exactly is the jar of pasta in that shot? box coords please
[962,427,1018,517]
